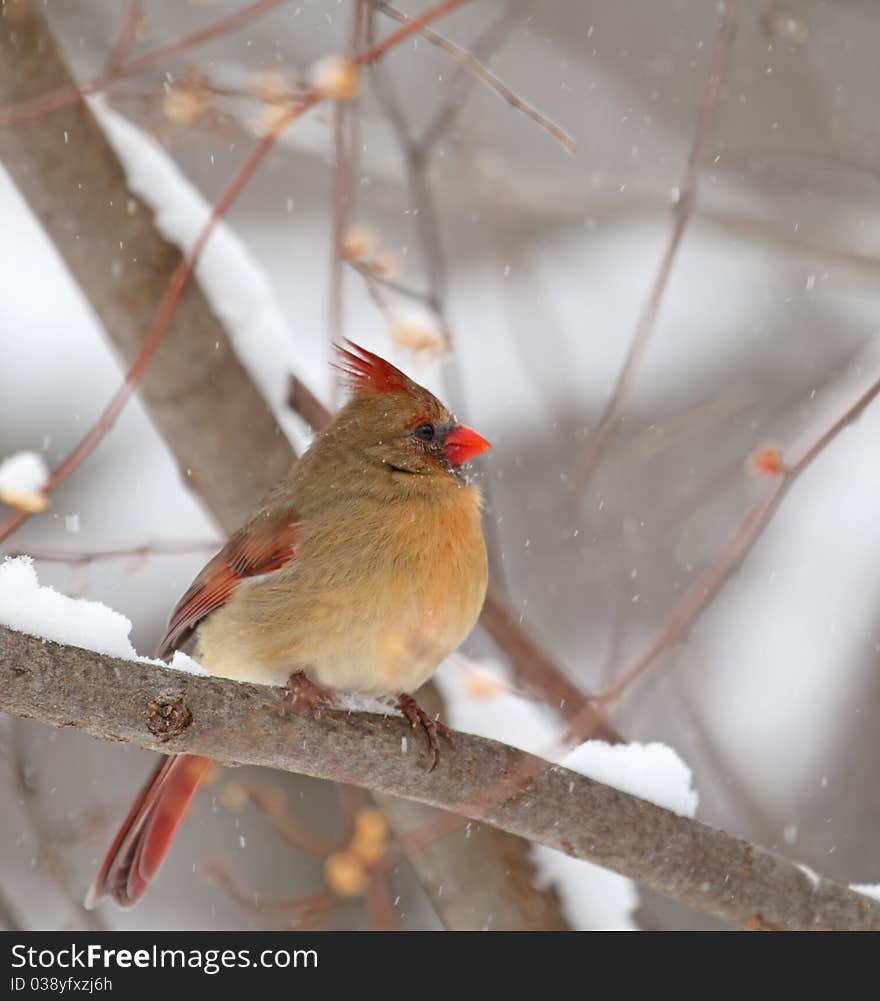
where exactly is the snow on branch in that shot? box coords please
[1,622,878,931]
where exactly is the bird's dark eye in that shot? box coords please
[413,422,436,442]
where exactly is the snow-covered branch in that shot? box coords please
[2,623,878,931]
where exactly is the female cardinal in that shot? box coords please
[86,341,490,909]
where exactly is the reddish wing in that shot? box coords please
[157,516,299,657]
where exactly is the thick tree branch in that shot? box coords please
[0,4,296,531]
[0,0,568,931]
[2,626,878,931]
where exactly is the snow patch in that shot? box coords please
[562,740,698,818]
[0,450,49,510]
[437,657,698,929]
[0,556,207,676]
[851,883,880,902]
[0,450,48,494]
[0,556,142,660]
[92,102,308,449]
[532,845,640,932]
[795,862,821,890]
[169,650,211,677]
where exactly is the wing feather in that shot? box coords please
[156,516,299,657]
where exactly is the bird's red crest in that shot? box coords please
[334,340,413,396]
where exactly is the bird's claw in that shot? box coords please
[397,693,455,771]
[280,670,335,719]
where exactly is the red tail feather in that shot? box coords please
[85,754,212,909]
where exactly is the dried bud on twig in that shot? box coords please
[219,781,249,812]
[162,81,214,125]
[389,308,446,357]
[747,442,785,477]
[310,55,361,101]
[325,851,369,897]
[248,103,295,138]
[368,250,397,280]
[340,225,378,262]
[249,68,294,103]
[350,808,388,865]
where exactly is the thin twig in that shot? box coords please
[347,258,432,304]
[10,720,104,931]
[202,857,338,923]
[416,0,533,156]
[584,360,880,720]
[0,101,307,544]
[242,782,330,858]
[287,375,334,436]
[0,0,291,127]
[328,1,368,389]
[101,0,143,78]
[3,541,219,566]
[360,0,471,68]
[373,0,575,153]
[568,0,738,496]
[479,591,621,743]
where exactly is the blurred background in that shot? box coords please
[1,0,880,930]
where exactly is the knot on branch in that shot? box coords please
[145,691,193,741]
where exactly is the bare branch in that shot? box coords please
[0,0,291,127]
[373,1,575,153]
[360,0,472,68]
[0,3,298,536]
[10,720,104,931]
[2,625,878,931]
[479,592,621,743]
[569,0,738,495]
[4,542,219,567]
[593,361,880,711]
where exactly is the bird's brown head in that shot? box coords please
[330,340,490,483]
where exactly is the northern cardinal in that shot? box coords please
[86,341,490,909]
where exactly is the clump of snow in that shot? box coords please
[851,883,880,902]
[795,862,821,890]
[532,844,640,931]
[562,740,699,818]
[0,450,49,511]
[436,656,699,816]
[0,557,207,676]
[168,650,211,677]
[0,450,48,494]
[436,656,699,929]
[0,556,141,660]
[541,741,696,927]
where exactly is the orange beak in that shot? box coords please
[443,424,491,467]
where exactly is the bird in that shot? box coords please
[85,340,491,909]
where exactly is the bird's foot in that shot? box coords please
[281,671,335,719]
[397,693,455,771]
